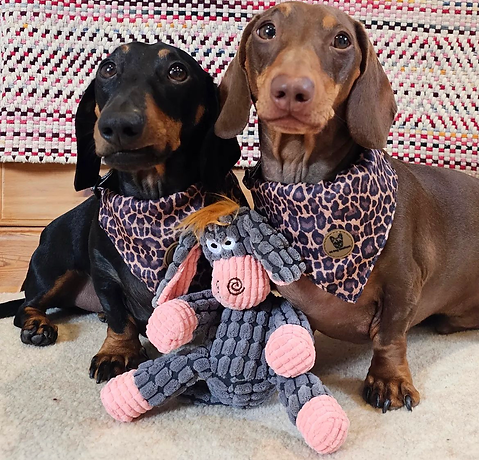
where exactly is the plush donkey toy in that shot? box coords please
[101,199,349,455]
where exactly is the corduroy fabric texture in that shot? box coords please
[146,299,199,354]
[100,370,152,422]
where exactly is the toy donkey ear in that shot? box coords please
[74,79,101,191]
[153,232,202,306]
[243,210,306,285]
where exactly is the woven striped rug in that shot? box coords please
[1,1,478,171]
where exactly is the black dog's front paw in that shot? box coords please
[89,347,148,383]
[21,319,58,346]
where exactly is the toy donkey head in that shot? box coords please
[155,199,306,310]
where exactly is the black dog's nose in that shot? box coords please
[98,112,145,147]
[270,75,314,112]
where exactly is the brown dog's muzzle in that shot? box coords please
[270,75,315,113]
[256,48,337,134]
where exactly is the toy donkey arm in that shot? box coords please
[265,298,316,378]
[147,290,222,354]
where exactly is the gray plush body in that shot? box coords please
[134,290,330,420]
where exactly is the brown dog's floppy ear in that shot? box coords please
[346,21,397,150]
[214,15,260,139]
[74,79,101,191]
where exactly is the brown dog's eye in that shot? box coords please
[257,22,276,40]
[99,62,117,78]
[168,64,188,82]
[333,34,351,49]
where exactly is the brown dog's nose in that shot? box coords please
[98,112,145,147]
[270,75,314,112]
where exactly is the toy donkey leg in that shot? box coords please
[147,290,221,353]
[101,347,212,422]
[265,299,316,378]
[274,374,349,455]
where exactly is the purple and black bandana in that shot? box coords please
[244,149,398,303]
[99,173,244,293]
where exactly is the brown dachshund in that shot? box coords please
[214,2,479,412]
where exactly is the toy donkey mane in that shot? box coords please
[179,196,240,236]
[154,199,306,310]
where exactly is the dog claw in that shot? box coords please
[89,349,148,383]
[382,399,391,413]
[363,386,372,403]
[404,395,413,411]
[374,393,381,408]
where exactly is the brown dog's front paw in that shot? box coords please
[21,318,58,346]
[363,373,420,413]
[89,347,148,383]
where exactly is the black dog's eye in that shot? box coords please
[257,22,276,40]
[168,64,188,82]
[333,34,351,49]
[99,61,117,78]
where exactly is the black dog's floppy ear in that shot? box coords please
[214,15,260,139]
[199,127,241,192]
[74,79,101,191]
[346,21,397,150]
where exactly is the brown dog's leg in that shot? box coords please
[89,316,147,383]
[364,285,421,412]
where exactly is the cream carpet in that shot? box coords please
[1,291,478,460]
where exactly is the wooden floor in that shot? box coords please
[0,164,249,293]
[0,163,93,292]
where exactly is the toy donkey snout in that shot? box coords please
[154,203,306,312]
[206,225,273,310]
[212,254,269,310]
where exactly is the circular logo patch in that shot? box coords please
[323,229,354,258]
[164,242,179,266]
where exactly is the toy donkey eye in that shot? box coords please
[222,237,236,251]
[206,239,222,255]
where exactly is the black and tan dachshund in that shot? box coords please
[1,42,240,382]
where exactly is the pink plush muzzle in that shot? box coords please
[211,255,270,310]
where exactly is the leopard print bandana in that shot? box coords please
[244,149,398,303]
[99,173,245,293]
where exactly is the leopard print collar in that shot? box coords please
[98,173,245,293]
[244,149,398,303]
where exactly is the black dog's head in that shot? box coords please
[75,42,240,193]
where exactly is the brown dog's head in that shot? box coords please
[215,2,396,150]
[75,42,240,192]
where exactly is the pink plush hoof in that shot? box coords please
[100,370,152,422]
[265,324,316,377]
[296,395,349,454]
[146,299,198,353]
